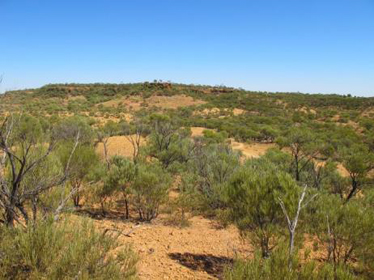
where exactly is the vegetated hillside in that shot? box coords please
[1,82,374,279]
[2,82,374,141]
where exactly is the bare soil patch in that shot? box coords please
[94,215,250,280]
[232,108,245,116]
[231,141,276,158]
[190,127,215,137]
[96,135,146,159]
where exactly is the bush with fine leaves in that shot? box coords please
[225,243,356,280]
[224,159,300,257]
[0,217,138,279]
[132,162,171,221]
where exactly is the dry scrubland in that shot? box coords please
[1,82,374,279]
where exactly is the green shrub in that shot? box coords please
[225,244,356,280]
[0,217,138,279]
[131,162,171,221]
[224,160,299,257]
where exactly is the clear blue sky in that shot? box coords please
[0,0,373,96]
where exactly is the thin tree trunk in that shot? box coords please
[346,177,358,202]
[125,198,129,219]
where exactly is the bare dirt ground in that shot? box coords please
[94,214,251,280]
[231,140,276,158]
[190,127,214,137]
[96,135,146,159]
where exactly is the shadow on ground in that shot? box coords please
[168,252,233,279]
[75,208,127,221]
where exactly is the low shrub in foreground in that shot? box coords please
[0,217,138,280]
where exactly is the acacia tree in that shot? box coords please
[58,144,98,207]
[277,127,320,181]
[339,144,374,202]
[225,159,299,257]
[103,156,135,218]
[310,194,374,270]
[0,115,79,227]
[191,143,241,211]
[147,114,195,169]
[131,162,171,221]
[55,118,97,208]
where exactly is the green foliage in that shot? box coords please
[104,156,136,217]
[147,114,194,169]
[58,143,99,207]
[225,243,356,280]
[53,116,94,145]
[201,130,228,144]
[131,162,171,221]
[224,160,299,257]
[190,144,241,213]
[0,217,138,279]
[338,144,374,201]
[4,83,374,278]
[309,193,374,274]
[168,172,201,226]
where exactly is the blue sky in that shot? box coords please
[0,0,373,96]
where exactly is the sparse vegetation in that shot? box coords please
[1,82,374,279]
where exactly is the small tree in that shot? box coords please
[172,172,200,226]
[338,144,374,201]
[310,193,374,270]
[131,162,171,221]
[103,156,135,218]
[276,127,320,181]
[58,144,98,207]
[0,115,79,227]
[278,184,317,268]
[225,159,299,257]
[147,114,195,169]
[191,143,241,212]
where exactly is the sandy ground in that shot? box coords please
[94,214,251,280]
[231,141,276,158]
[96,135,146,159]
[190,127,214,137]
